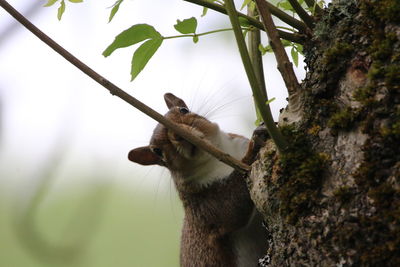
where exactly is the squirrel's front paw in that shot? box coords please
[252,123,269,147]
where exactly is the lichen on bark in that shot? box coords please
[249,0,400,265]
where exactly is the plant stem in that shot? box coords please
[224,0,288,153]
[182,0,306,42]
[287,0,314,29]
[163,27,235,40]
[255,0,301,97]
[0,0,251,173]
[247,6,267,102]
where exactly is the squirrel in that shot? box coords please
[128,93,267,267]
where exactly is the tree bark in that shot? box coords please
[249,0,400,266]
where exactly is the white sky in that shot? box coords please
[0,0,306,194]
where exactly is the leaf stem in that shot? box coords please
[182,0,306,43]
[224,0,288,153]
[163,27,235,40]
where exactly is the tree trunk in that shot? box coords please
[249,0,400,266]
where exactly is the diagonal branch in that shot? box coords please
[183,0,307,40]
[287,0,314,29]
[0,0,251,173]
[255,0,301,97]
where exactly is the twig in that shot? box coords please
[255,0,301,96]
[183,0,306,42]
[247,7,267,102]
[224,0,288,152]
[304,0,323,16]
[0,0,250,173]
[287,0,314,29]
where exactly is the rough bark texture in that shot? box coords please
[248,0,400,266]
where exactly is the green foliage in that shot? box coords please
[130,38,163,81]
[174,17,198,34]
[103,24,162,57]
[108,0,124,23]
[57,0,65,20]
[43,0,83,20]
[102,24,163,80]
[0,184,182,267]
[259,40,303,67]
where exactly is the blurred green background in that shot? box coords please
[0,181,183,267]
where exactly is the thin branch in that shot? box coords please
[224,0,289,152]
[304,0,323,16]
[247,7,267,102]
[183,0,307,41]
[0,0,250,173]
[255,0,301,97]
[287,0,314,29]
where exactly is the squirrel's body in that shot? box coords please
[128,93,267,267]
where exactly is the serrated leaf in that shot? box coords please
[103,24,161,57]
[108,0,124,23]
[291,47,299,67]
[240,0,252,10]
[131,38,163,81]
[44,0,58,7]
[57,0,65,20]
[174,17,197,34]
[68,0,83,3]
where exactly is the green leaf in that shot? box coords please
[291,47,299,67]
[201,7,208,17]
[68,0,83,3]
[281,40,292,47]
[193,35,199,43]
[108,0,124,23]
[174,17,197,34]
[131,38,163,81]
[259,44,272,55]
[44,0,58,7]
[103,24,161,57]
[240,0,252,10]
[57,0,65,20]
[277,1,294,12]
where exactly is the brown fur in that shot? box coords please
[128,93,267,267]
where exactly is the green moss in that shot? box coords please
[323,42,354,66]
[350,5,400,261]
[361,0,400,23]
[327,106,359,132]
[273,126,327,224]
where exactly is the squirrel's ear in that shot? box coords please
[164,93,188,109]
[128,146,161,166]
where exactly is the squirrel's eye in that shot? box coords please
[179,107,189,114]
[151,147,163,157]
